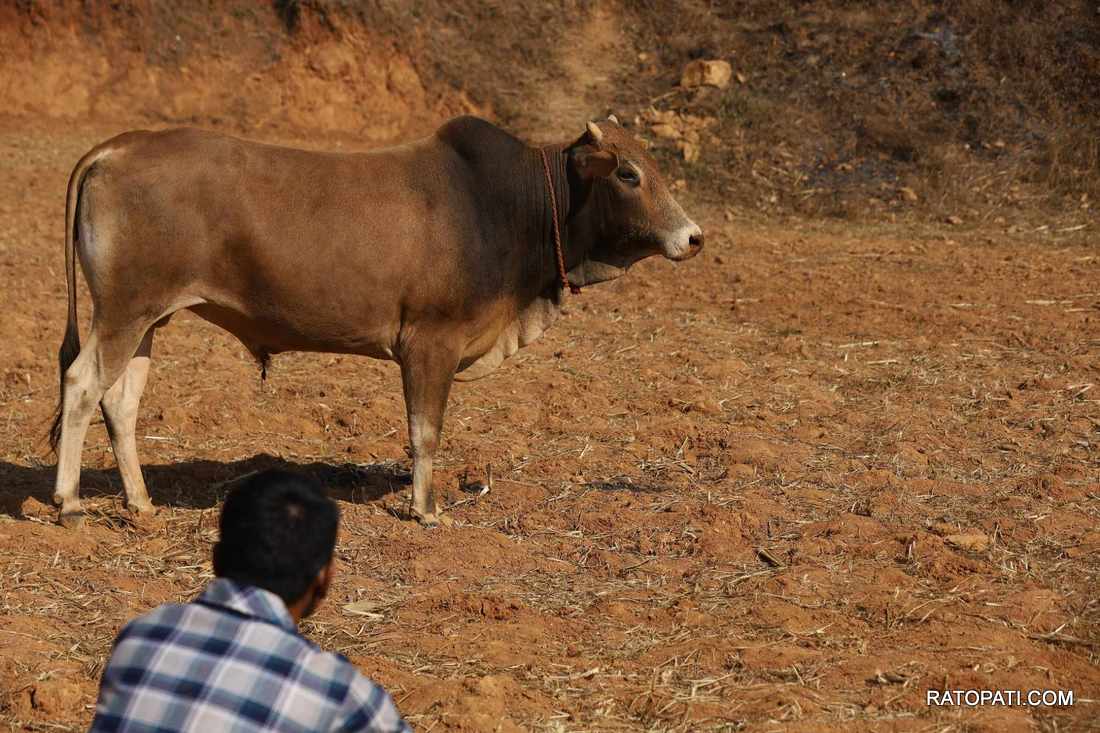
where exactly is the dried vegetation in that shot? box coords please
[0,0,1098,730]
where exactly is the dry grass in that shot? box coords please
[616,0,1100,223]
[4,184,1097,729]
[0,2,1098,726]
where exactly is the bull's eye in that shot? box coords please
[615,166,640,186]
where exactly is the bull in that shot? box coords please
[49,116,703,527]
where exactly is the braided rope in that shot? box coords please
[539,148,580,294]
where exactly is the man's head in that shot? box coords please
[565,116,703,286]
[213,469,339,620]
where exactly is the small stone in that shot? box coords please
[27,680,84,716]
[20,496,52,519]
[946,215,963,225]
[680,59,733,89]
[945,532,989,552]
[899,186,918,202]
[678,140,700,163]
[650,122,681,140]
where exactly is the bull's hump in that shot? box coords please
[436,116,524,164]
[437,115,504,141]
[112,127,224,153]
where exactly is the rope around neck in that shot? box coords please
[539,148,581,294]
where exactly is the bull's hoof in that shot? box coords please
[127,501,157,517]
[128,502,160,529]
[58,510,85,530]
[412,509,453,528]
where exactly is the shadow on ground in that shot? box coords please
[0,455,412,519]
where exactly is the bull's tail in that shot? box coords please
[48,150,102,453]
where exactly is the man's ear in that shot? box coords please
[572,146,619,179]
[314,559,334,602]
[212,542,224,576]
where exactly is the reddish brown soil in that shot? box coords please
[1,0,1099,730]
[0,118,1097,731]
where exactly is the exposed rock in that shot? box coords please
[678,139,700,162]
[681,59,732,89]
[20,496,52,519]
[650,122,680,139]
[640,108,716,148]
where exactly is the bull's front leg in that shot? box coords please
[399,343,460,526]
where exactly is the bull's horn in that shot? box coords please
[586,121,604,143]
[607,114,620,125]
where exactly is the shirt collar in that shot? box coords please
[197,578,297,631]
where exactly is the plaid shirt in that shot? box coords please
[90,578,410,733]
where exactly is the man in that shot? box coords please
[91,469,410,732]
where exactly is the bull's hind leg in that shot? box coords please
[399,344,461,527]
[53,324,151,528]
[100,328,155,516]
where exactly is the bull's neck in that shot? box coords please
[534,144,587,292]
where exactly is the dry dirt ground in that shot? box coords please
[0,117,1098,732]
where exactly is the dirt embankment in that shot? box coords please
[5,1,1096,226]
[0,1,479,142]
[622,1,1099,226]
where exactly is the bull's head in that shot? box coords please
[566,116,703,286]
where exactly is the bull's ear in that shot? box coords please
[572,145,619,179]
[569,121,619,179]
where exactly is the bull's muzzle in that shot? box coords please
[663,223,704,261]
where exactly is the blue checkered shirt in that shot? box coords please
[90,578,410,732]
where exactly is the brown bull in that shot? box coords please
[49,115,703,527]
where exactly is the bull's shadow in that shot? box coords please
[0,454,411,519]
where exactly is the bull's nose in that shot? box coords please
[664,223,704,261]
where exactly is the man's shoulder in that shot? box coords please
[291,644,395,710]
[101,601,407,731]
[294,640,363,690]
[118,598,309,657]
[116,602,193,639]
[329,656,410,733]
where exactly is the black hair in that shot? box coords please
[212,469,339,605]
